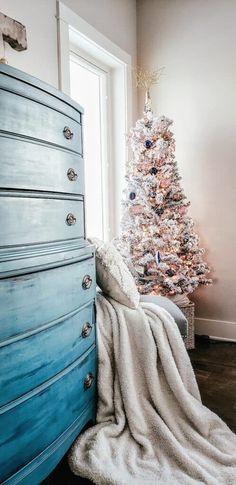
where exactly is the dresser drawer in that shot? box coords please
[0,89,82,154]
[0,64,83,124]
[0,346,96,483]
[0,255,96,342]
[3,402,96,485]
[0,302,95,407]
[0,191,85,247]
[0,134,84,195]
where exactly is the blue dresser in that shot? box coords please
[0,65,97,484]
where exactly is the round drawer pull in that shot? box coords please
[67,168,78,181]
[63,126,74,140]
[81,322,92,338]
[66,213,76,225]
[82,275,92,290]
[84,372,94,390]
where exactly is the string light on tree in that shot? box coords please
[116,67,212,298]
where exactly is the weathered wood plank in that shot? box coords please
[0,12,27,51]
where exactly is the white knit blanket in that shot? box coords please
[68,294,236,484]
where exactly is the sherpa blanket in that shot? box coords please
[68,294,236,484]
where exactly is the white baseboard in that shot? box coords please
[195,317,236,342]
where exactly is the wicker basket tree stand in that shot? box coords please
[179,301,195,349]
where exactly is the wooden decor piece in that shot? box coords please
[179,301,195,349]
[0,11,27,64]
[0,12,27,51]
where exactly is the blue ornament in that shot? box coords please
[129,192,136,201]
[154,207,164,216]
[155,251,161,264]
[145,121,152,129]
[149,191,156,198]
[144,140,152,149]
[166,269,175,277]
[149,167,158,175]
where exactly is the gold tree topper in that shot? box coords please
[134,66,164,91]
[133,66,164,114]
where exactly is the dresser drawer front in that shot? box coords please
[0,303,95,407]
[0,89,82,153]
[2,403,96,485]
[0,135,84,195]
[0,347,97,482]
[0,65,83,123]
[0,192,85,246]
[0,256,96,341]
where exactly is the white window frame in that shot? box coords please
[70,51,110,240]
[56,0,132,239]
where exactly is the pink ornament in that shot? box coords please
[179,206,187,215]
[130,204,143,215]
[160,178,171,189]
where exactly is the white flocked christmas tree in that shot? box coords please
[117,68,212,299]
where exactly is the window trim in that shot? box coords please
[56,0,132,238]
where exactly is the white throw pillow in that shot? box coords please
[89,238,140,309]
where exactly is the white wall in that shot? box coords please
[64,0,137,64]
[137,0,236,338]
[0,0,58,86]
[0,0,136,88]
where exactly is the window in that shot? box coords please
[57,1,132,239]
[70,54,109,240]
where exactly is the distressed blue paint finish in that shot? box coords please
[2,402,97,485]
[0,240,94,277]
[0,64,97,484]
[0,88,82,154]
[0,251,96,344]
[0,191,85,246]
[0,347,97,483]
[0,302,95,407]
[0,64,84,122]
[0,134,85,195]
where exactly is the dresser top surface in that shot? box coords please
[0,64,83,115]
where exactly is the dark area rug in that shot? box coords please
[43,336,236,483]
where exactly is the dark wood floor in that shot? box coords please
[43,336,236,484]
[189,336,236,434]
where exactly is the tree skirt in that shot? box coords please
[68,294,236,484]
